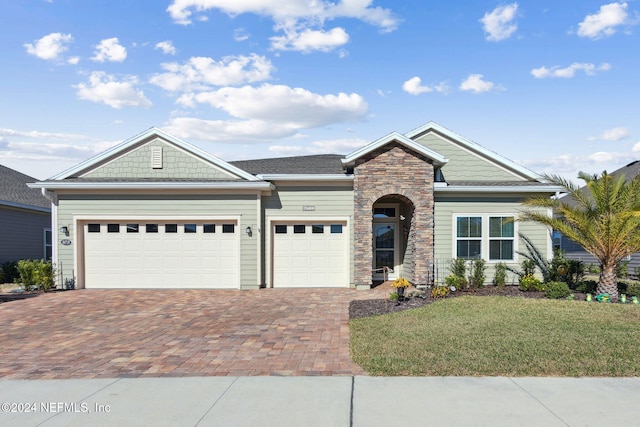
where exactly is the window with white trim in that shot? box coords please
[44,228,52,261]
[489,216,515,260]
[456,216,482,259]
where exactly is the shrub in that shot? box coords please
[431,286,450,299]
[445,274,466,290]
[449,258,468,289]
[1,261,19,283]
[587,263,600,274]
[617,260,630,278]
[545,281,571,299]
[576,280,597,294]
[468,259,486,288]
[15,259,55,292]
[493,262,507,287]
[521,259,536,277]
[519,274,544,292]
[618,281,640,297]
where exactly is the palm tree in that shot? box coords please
[520,171,640,300]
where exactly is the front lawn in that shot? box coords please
[350,296,640,376]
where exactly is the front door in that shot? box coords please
[373,223,397,280]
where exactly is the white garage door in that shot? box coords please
[272,221,349,288]
[83,220,239,288]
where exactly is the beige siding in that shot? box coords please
[434,197,551,284]
[82,139,241,180]
[263,185,355,286]
[56,192,259,289]
[415,133,523,182]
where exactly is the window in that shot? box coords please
[165,224,178,233]
[88,224,100,233]
[330,224,343,234]
[373,207,396,218]
[44,229,52,261]
[146,224,158,233]
[489,216,514,260]
[312,224,324,234]
[184,224,197,233]
[107,224,120,233]
[456,216,482,259]
[293,225,305,234]
[126,224,139,233]
[203,224,215,233]
[275,225,287,234]
[222,224,235,233]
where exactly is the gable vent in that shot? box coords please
[151,147,163,169]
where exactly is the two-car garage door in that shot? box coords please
[271,221,349,288]
[82,220,239,288]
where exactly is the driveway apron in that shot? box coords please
[0,288,374,379]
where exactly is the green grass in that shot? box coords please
[350,296,640,376]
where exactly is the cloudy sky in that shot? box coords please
[1,1,639,181]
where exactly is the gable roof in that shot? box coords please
[0,165,51,212]
[341,131,449,167]
[51,127,260,182]
[405,121,541,181]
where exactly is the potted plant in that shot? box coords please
[391,277,410,300]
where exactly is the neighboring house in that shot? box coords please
[0,165,52,264]
[30,122,562,289]
[556,160,640,274]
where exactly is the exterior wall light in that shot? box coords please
[245,226,252,236]
[59,226,69,235]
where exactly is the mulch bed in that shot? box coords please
[349,286,587,319]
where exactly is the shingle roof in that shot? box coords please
[229,154,346,175]
[0,165,51,210]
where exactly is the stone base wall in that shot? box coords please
[353,143,435,286]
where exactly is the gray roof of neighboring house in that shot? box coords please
[0,165,51,210]
[229,154,346,175]
[610,160,640,181]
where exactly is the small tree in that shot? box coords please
[493,262,507,286]
[468,259,486,288]
[520,171,640,300]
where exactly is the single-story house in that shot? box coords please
[0,165,52,264]
[30,122,562,289]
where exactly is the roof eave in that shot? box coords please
[341,132,448,167]
[256,174,354,182]
[0,200,51,213]
[28,181,275,191]
[435,184,565,194]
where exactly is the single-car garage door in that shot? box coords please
[82,220,239,288]
[272,221,349,287]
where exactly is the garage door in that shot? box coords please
[272,221,349,287]
[82,220,239,288]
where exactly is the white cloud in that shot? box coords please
[149,54,274,92]
[268,145,305,154]
[91,38,127,62]
[24,32,73,61]
[74,71,152,109]
[0,128,87,140]
[588,127,629,141]
[531,62,611,78]
[155,40,177,55]
[480,3,519,41]
[167,0,398,30]
[577,2,630,39]
[402,76,448,95]
[270,27,349,52]
[166,0,397,53]
[268,138,367,156]
[163,117,298,141]
[459,74,497,93]
[178,84,368,128]
[234,28,250,42]
[67,56,80,65]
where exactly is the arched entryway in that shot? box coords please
[372,195,415,282]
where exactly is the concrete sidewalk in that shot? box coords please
[1,376,638,426]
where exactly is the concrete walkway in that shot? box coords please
[1,376,639,426]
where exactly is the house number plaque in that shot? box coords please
[60,239,72,246]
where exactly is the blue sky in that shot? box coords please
[1,1,638,181]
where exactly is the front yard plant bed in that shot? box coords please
[350,296,640,376]
[350,286,585,319]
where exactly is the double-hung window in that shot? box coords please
[456,216,482,259]
[489,216,514,260]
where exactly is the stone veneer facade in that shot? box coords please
[353,143,435,287]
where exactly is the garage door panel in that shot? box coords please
[83,220,239,289]
[272,221,348,288]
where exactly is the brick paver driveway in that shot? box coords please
[0,288,381,379]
